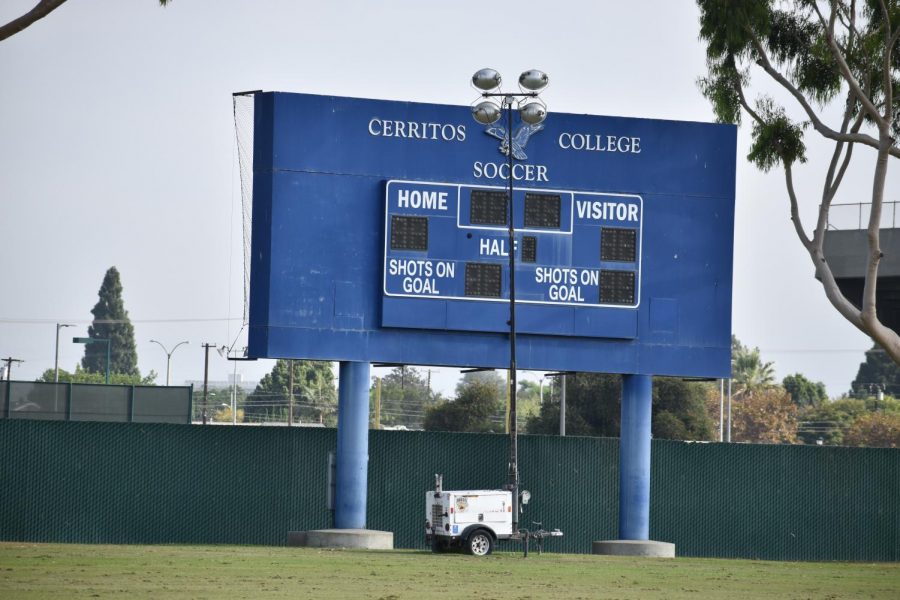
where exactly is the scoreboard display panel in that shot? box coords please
[248,92,736,378]
[383,181,643,335]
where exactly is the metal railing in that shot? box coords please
[826,201,900,230]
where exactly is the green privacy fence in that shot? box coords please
[0,419,896,561]
[0,381,192,424]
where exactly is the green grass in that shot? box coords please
[0,543,898,599]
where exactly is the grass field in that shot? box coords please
[0,542,897,599]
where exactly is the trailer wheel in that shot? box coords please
[466,530,493,556]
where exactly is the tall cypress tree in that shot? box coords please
[81,266,139,377]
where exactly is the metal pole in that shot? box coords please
[104,339,110,384]
[505,370,510,434]
[55,325,61,382]
[505,98,519,533]
[151,340,189,387]
[288,359,295,426]
[726,378,732,442]
[231,356,238,425]
[54,324,71,382]
[374,376,382,429]
[719,378,724,442]
[560,373,566,436]
[202,343,213,424]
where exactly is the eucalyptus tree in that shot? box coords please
[698,0,900,361]
[0,1,172,42]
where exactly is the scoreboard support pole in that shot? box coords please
[335,361,371,529]
[594,373,672,556]
[619,374,652,540]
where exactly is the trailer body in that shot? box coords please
[425,489,513,554]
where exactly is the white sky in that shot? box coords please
[0,0,894,398]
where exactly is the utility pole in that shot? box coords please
[201,343,215,424]
[3,357,24,382]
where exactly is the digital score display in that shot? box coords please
[524,193,561,229]
[601,227,637,262]
[470,190,508,225]
[390,215,428,251]
[383,180,642,317]
[600,270,636,305]
[521,236,537,263]
[465,262,502,298]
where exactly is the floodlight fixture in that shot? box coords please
[518,69,549,92]
[519,101,547,125]
[472,68,502,91]
[472,100,502,125]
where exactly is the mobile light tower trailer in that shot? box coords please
[425,475,562,556]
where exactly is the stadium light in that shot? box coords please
[469,69,549,534]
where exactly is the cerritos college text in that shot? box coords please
[368,116,642,183]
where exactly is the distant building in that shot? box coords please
[184,379,259,391]
[823,205,900,330]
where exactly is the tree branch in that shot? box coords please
[750,35,900,158]
[879,0,896,125]
[814,96,857,244]
[734,78,764,125]
[0,0,67,42]
[809,242,865,331]
[828,112,863,199]
[784,163,813,248]
[861,143,892,325]
[817,1,890,129]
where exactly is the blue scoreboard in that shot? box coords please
[248,92,736,378]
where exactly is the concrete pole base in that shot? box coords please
[287,529,394,550]
[592,540,675,558]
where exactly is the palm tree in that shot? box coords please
[731,336,775,396]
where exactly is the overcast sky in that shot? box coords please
[0,0,894,397]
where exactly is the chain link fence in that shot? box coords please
[0,419,895,560]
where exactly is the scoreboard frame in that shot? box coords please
[247,91,736,379]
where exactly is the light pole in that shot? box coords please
[149,339,190,386]
[72,337,110,384]
[54,323,74,382]
[470,68,549,534]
